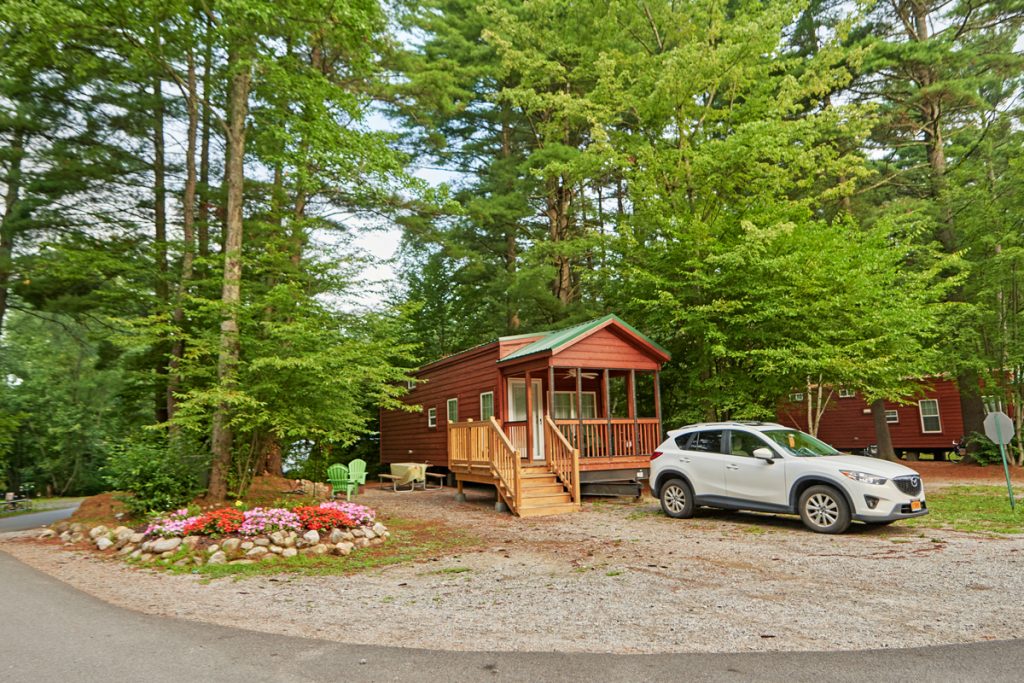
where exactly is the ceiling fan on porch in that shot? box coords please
[563,368,599,379]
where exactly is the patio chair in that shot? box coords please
[326,463,356,501]
[347,458,368,493]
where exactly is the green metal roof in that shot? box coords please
[498,314,670,363]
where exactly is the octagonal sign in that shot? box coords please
[983,412,1015,445]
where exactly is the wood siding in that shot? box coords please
[551,327,662,370]
[380,344,501,467]
[777,379,965,453]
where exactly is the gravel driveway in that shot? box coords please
[2,485,1021,654]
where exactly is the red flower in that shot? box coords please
[294,506,355,531]
[184,508,244,536]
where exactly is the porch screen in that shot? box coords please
[553,392,597,419]
[509,382,527,421]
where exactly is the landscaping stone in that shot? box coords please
[96,537,114,551]
[228,559,254,565]
[269,531,286,546]
[118,544,136,556]
[355,538,369,548]
[70,523,85,534]
[150,537,182,554]
[253,537,270,547]
[69,532,85,544]
[369,537,384,546]
[364,529,377,540]
[282,535,296,548]
[340,531,355,541]
[114,526,133,541]
[372,523,387,537]
[207,544,220,555]
[39,529,56,539]
[333,542,353,556]
[281,548,298,558]
[220,538,242,556]
[130,549,142,560]
[88,525,109,540]
[54,521,70,534]
[159,550,175,559]
[351,528,365,538]
[269,545,283,554]
[130,532,145,544]
[328,528,345,544]
[246,546,269,559]
[139,553,153,562]
[302,530,320,546]
[59,531,72,543]
[305,543,329,557]
[240,541,254,551]
[173,559,190,567]
[207,551,227,565]
[182,535,202,550]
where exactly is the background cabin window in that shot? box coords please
[509,381,527,421]
[790,392,804,402]
[427,407,436,428]
[447,398,458,424]
[838,387,855,398]
[919,399,941,433]
[480,392,494,419]
[406,380,415,390]
[885,410,899,424]
[553,391,597,419]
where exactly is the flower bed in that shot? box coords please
[46,500,389,567]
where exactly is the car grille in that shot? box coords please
[894,475,922,496]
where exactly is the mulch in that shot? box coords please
[910,460,1021,485]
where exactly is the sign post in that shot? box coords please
[983,411,1016,511]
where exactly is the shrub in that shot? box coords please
[966,433,1011,466]
[237,507,302,536]
[104,439,201,517]
[294,505,355,530]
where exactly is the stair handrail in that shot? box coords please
[545,416,581,507]
[487,416,521,513]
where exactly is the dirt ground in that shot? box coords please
[4,467,1022,655]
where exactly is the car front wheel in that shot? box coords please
[659,478,695,519]
[798,485,851,534]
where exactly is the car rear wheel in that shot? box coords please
[798,485,851,534]
[659,478,695,519]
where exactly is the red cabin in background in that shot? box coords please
[776,378,965,457]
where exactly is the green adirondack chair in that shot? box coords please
[347,459,368,493]
[326,463,356,501]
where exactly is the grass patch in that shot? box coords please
[432,566,471,575]
[162,515,482,580]
[904,486,1024,535]
[605,570,622,577]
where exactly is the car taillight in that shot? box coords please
[650,450,663,462]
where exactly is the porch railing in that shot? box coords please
[544,416,580,506]
[505,421,527,458]
[553,418,661,458]
[448,417,521,513]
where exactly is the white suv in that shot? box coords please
[649,421,927,533]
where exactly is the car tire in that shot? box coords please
[798,485,851,534]
[659,478,695,519]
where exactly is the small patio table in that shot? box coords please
[379,462,427,492]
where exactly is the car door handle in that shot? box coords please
[678,457,691,464]
[725,465,739,470]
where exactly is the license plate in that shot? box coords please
[911,500,922,511]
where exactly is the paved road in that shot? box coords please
[0,504,79,533]
[0,550,1020,682]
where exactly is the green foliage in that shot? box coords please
[964,433,1011,467]
[103,437,206,517]
[902,486,1023,535]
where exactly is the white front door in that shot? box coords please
[508,378,545,460]
[530,379,545,460]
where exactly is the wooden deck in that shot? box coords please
[448,417,581,517]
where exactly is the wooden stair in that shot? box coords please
[516,468,577,517]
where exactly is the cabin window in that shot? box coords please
[552,391,597,420]
[509,380,527,421]
[838,387,855,398]
[427,407,436,428]
[885,410,899,424]
[919,399,941,433]
[480,392,494,420]
[790,392,804,402]
[447,398,458,424]
[406,380,415,391]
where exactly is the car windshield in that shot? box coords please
[761,429,840,457]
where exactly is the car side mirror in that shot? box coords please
[752,447,775,463]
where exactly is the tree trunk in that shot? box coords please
[0,126,25,338]
[168,47,200,426]
[870,399,898,461]
[208,47,251,502]
[152,73,170,425]
[197,13,214,260]
[545,176,574,305]
[957,367,987,445]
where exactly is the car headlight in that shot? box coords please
[840,470,888,486]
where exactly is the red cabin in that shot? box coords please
[776,378,965,457]
[379,315,670,516]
